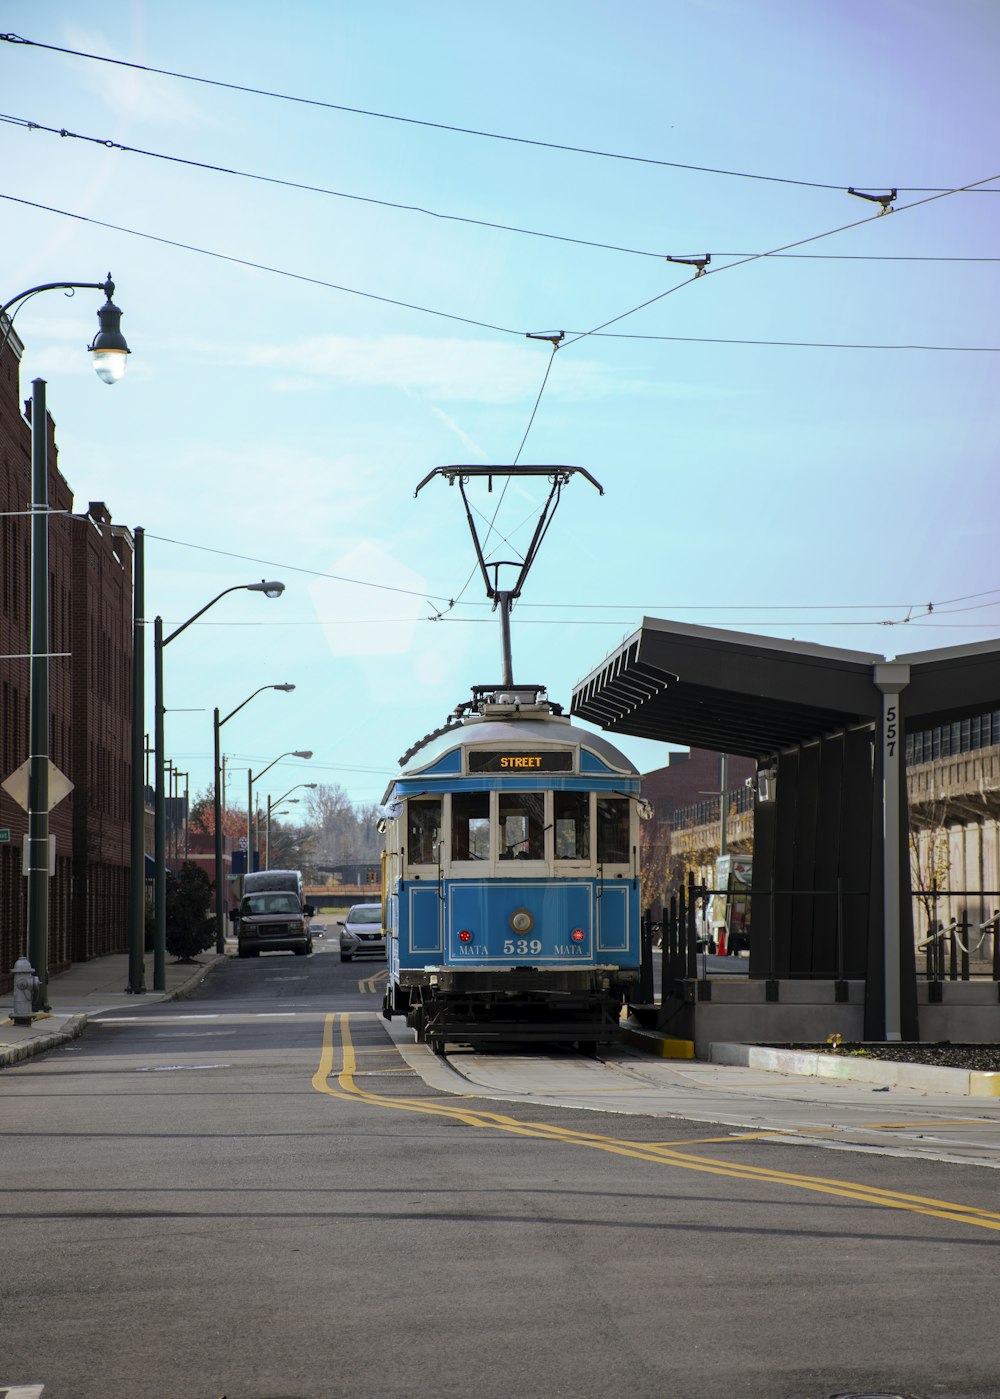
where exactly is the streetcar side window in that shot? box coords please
[554,791,590,861]
[498,792,545,859]
[596,797,630,863]
[452,792,490,860]
[407,799,441,864]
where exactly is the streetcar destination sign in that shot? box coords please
[468,751,573,773]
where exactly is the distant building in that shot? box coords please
[640,750,756,915]
[0,322,134,990]
[642,748,756,826]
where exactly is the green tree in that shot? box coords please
[165,861,214,962]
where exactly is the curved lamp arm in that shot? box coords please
[163,580,284,647]
[220,682,294,729]
[251,750,313,785]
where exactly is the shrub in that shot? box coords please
[165,862,214,962]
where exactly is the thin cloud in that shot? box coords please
[63,24,205,127]
[430,407,491,460]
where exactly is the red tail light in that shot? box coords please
[571,928,585,942]
[458,929,473,943]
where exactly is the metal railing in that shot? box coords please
[637,879,1000,1003]
[916,904,1000,982]
[672,784,754,831]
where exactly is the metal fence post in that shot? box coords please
[686,871,698,982]
[638,910,653,1004]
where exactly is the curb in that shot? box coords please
[0,1013,88,1067]
[710,1041,1000,1097]
[0,954,224,1070]
[620,1023,695,1059]
[160,954,226,1001]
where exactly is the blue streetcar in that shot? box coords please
[380,683,642,1052]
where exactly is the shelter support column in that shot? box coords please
[874,662,910,1041]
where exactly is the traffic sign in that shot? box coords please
[1,760,74,813]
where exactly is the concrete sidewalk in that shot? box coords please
[0,948,229,1068]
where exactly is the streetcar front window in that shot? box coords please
[407,798,441,864]
[452,792,490,860]
[554,791,590,861]
[596,796,630,863]
[499,791,545,859]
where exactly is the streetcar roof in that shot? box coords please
[384,713,637,801]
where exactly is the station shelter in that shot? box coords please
[571,618,1000,1044]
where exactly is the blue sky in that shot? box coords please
[2,0,999,814]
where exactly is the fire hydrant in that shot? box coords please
[12,957,40,1025]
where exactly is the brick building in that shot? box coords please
[641,748,755,821]
[0,321,134,991]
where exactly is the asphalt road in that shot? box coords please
[1,944,999,1399]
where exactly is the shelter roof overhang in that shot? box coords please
[571,618,1000,760]
[571,618,883,760]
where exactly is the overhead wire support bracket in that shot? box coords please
[526,331,565,347]
[847,186,897,214]
[664,254,711,276]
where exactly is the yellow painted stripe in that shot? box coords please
[311,1014,1000,1233]
[619,1025,694,1058]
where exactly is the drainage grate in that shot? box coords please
[351,1069,417,1077]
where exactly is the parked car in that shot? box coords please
[339,903,386,961]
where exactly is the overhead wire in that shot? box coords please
[4,112,998,268]
[3,33,998,195]
[0,192,524,337]
[142,528,1000,618]
[503,173,999,485]
[3,191,998,353]
[143,530,455,602]
[563,170,1000,348]
[135,530,1000,629]
[4,43,998,611]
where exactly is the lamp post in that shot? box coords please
[247,752,313,876]
[127,526,145,994]
[266,783,317,869]
[1,275,130,1011]
[154,580,285,990]
[213,683,295,953]
[265,799,298,869]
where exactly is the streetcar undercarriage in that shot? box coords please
[384,967,637,1054]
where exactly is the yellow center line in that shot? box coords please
[310,1014,1000,1233]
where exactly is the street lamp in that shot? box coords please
[154,580,285,989]
[213,683,295,952]
[1,275,130,1011]
[266,782,317,869]
[265,799,298,869]
[248,752,313,876]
